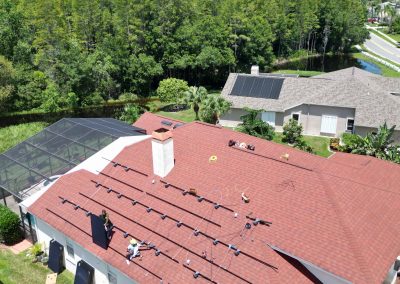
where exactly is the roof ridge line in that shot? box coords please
[147,112,185,123]
[316,172,373,283]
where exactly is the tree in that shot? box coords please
[384,4,396,32]
[156,78,189,104]
[183,86,208,120]
[119,104,142,124]
[237,109,275,140]
[0,55,15,111]
[351,122,395,158]
[282,119,303,144]
[199,94,231,124]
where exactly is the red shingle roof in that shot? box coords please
[29,113,400,284]
[134,112,184,134]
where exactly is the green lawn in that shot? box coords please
[382,30,400,42]
[273,132,332,157]
[0,122,49,153]
[155,108,196,122]
[0,248,74,284]
[352,52,400,78]
[272,69,324,77]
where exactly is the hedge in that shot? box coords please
[0,205,22,245]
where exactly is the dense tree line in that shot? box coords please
[0,0,368,113]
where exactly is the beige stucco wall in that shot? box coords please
[219,108,250,127]
[355,126,400,143]
[219,108,285,130]
[284,104,356,137]
[220,105,356,138]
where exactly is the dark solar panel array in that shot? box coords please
[230,75,284,99]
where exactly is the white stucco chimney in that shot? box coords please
[151,128,174,178]
[251,65,259,76]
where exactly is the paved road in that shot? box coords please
[364,32,400,65]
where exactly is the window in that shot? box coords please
[320,115,337,134]
[108,271,117,284]
[346,118,355,132]
[66,242,74,259]
[292,113,300,122]
[261,111,276,126]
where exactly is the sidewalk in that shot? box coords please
[0,239,32,254]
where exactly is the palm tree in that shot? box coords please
[200,95,231,124]
[183,86,208,120]
[384,5,396,32]
[352,122,395,158]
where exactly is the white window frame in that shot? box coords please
[346,117,355,132]
[320,115,338,134]
[291,112,301,122]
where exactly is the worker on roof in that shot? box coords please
[99,209,113,240]
[126,238,142,262]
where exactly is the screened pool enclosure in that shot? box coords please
[0,118,145,201]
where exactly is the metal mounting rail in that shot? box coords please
[46,207,163,280]
[90,179,221,228]
[77,193,278,274]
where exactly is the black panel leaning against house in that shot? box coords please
[220,66,400,142]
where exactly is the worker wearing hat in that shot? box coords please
[126,238,141,262]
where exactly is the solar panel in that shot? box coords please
[230,75,284,99]
[74,260,94,284]
[90,214,108,249]
[48,239,65,274]
[231,75,246,95]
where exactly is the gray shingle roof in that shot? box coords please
[221,67,400,129]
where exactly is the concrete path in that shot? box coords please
[0,239,32,254]
[364,31,400,65]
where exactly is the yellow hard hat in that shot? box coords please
[130,238,137,245]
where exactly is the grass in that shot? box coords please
[155,108,196,122]
[272,69,324,77]
[272,132,332,158]
[352,52,400,77]
[0,122,49,153]
[382,30,400,42]
[0,248,74,284]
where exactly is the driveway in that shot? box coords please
[364,31,400,65]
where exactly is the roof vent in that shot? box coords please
[390,92,400,97]
[161,120,173,126]
[173,123,184,129]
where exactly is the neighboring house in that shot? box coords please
[220,66,400,141]
[26,112,400,284]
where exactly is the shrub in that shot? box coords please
[119,104,142,124]
[294,139,314,153]
[282,119,303,144]
[0,205,22,245]
[156,78,189,104]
